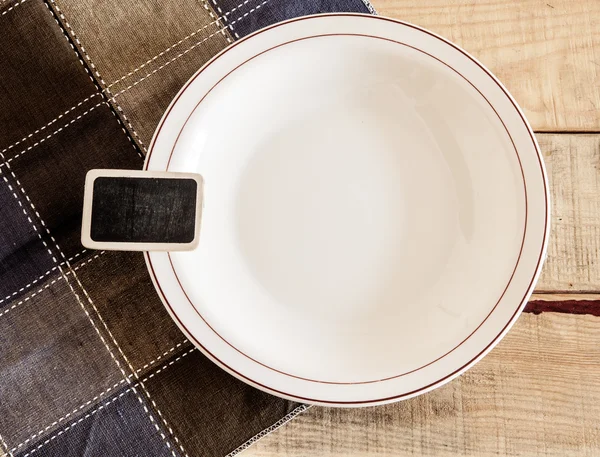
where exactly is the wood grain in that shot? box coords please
[242,312,600,457]
[373,0,600,131]
[536,134,600,292]
[530,293,600,301]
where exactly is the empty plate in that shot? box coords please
[144,13,549,406]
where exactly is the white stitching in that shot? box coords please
[0,153,175,455]
[12,378,129,452]
[211,0,241,39]
[111,0,270,100]
[0,0,281,452]
[43,213,179,452]
[21,389,134,457]
[106,0,255,90]
[132,347,196,457]
[134,340,189,374]
[2,101,106,165]
[0,94,100,157]
[44,1,146,157]
[135,349,193,454]
[226,405,310,457]
[0,252,102,318]
[2,163,194,457]
[360,0,377,15]
[13,347,196,456]
[0,432,14,457]
[0,249,87,305]
[201,0,232,44]
[0,0,26,16]
[139,348,196,383]
[0,164,143,452]
[47,211,186,455]
[46,0,147,155]
[0,0,265,167]
[0,275,61,319]
[0,171,56,258]
[10,342,193,453]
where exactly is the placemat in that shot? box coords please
[0,1,374,456]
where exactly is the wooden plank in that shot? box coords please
[371,0,600,131]
[536,134,600,292]
[530,293,600,302]
[242,312,600,457]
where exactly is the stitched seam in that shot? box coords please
[0,168,168,451]
[0,252,103,319]
[226,405,311,457]
[0,432,14,457]
[0,168,127,451]
[0,155,174,455]
[21,390,133,457]
[0,94,100,156]
[0,172,57,265]
[3,18,182,434]
[137,347,196,383]
[17,347,196,457]
[3,101,106,165]
[38,201,181,452]
[36,32,172,449]
[201,0,232,44]
[106,0,255,90]
[44,0,146,157]
[10,342,193,453]
[0,0,264,167]
[129,341,193,454]
[0,0,26,16]
[361,0,377,15]
[48,0,147,154]
[1,0,283,452]
[0,249,87,305]
[211,0,241,39]
[135,340,190,375]
[111,0,270,100]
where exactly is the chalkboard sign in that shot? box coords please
[81,170,203,251]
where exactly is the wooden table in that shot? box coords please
[243,1,600,455]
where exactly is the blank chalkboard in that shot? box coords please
[90,176,197,243]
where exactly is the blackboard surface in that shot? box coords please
[90,177,197,243]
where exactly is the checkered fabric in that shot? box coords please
[0,0,374,456]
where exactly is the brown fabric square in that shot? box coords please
[0,270,124,446]
[56,0,232,144]
[0,0,98,152]
[143,349,301,457]
[57,0,231,82]
[73,250,191,373]
[108,38,230,144]
[8,104,143,261]
[104,35,229,145]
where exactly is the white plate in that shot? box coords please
[144,13,549,406]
